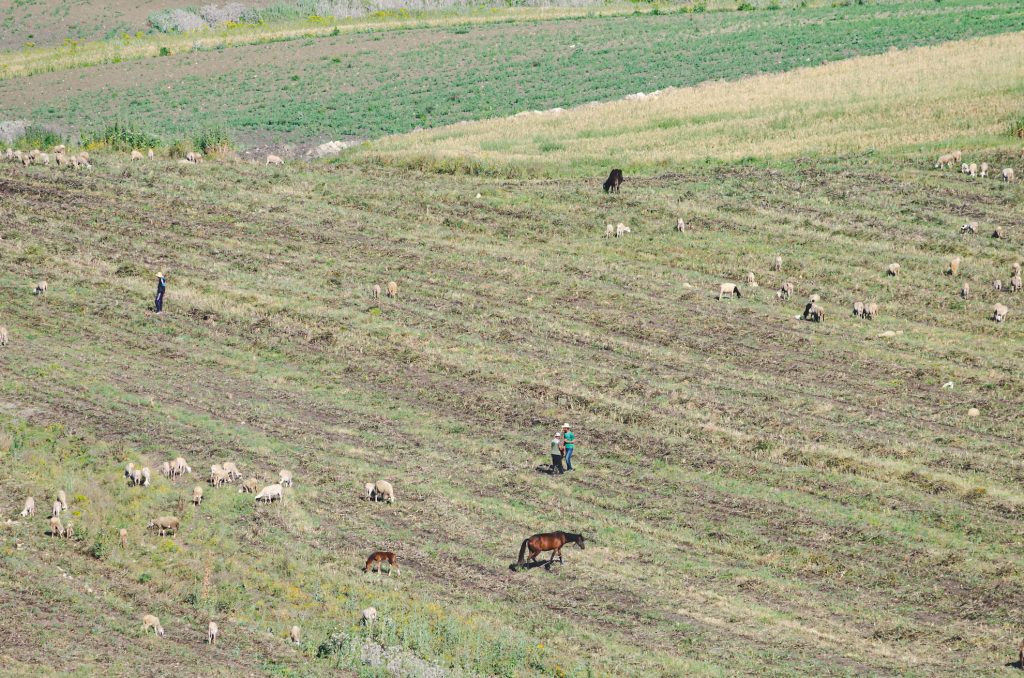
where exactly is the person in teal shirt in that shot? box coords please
[561,423,575,471]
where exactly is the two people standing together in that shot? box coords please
[550,423,576,474]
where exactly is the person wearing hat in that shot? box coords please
[154,272,167,314]
[550,432,564,475]
[561,423,575,472]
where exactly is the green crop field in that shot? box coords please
[3,0,1024,145]
[2,4,1024,677]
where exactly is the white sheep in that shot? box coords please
[266,154,284,166]
[993,227,1005,239]
[1011,275,1023,293]
[148,516,180,536]
[968,163,977,177]
[994,279,1003,292]
[289,625,301,644]
[58,490,67,511]
[934,153,956,169]
[614,223,631,237]
[255,483,283,503]
[131,150,143,162]
[961,163,970,174]
[887,263,900,277]
[373,480,395,503]
[863,302,878,320]
[775,282,794,300]
[172,457,192,477]
[141,467,151,487]
[142,614,164,637]
[186,152,203,164]
[130,469,143,486]
[148,148,154,159]
[38,152,49,166]
[207,621,218,644]
[52,500,62,518]
[1012,262,1021,277]
[119,528,128,548]
[20,496,35,517]
[0,326,7,347]
[387,281,398,298]
[960,222,977,235]
[210,468,230,487]
[948,256,961,277]
[993,304,1009,322]
[34,280,48,295]
[746,272,756,286]
[192,486,203,506]
[364,482,376,500]
[239,477,258,493]
[209,464,224,484]
[980,162,989,178]
[960,282,970,300]
[372,284,381,300]
[159,461,171,477]
[279,470,293,487]
[771,255,782,271]
[675,218,686,232]
[605,223,615,237]
[52,145,65,155]
[361,607,378,626]
[222,461,241,481]
[1002,168,1015,183]
[125,462,135,479]
[717,283,741,300]
[49,516,63,537]
[852,301,865,317]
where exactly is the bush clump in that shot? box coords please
[149,8,208,33]
[12,125,64,151]
[1008,116,1024,138]
[193,126,232,155]
[82,121,160,151]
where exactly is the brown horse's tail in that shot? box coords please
[517,538,530,565]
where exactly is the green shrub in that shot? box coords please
[1008,116,1024,138]
[83,121,159,151]
[12,125,64,151]
[193,126,232,155]
[159,46,171,56]
[167,138,194,158]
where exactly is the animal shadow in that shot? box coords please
[509,560,559,573]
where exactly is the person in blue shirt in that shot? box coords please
[561,423,575,472]
[154,272,167,313]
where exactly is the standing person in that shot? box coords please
[550,432,564,475]
[562,423,576,472]
[154,272,167,314]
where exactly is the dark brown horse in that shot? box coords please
[364,551,400,576]
[517,531,585,568]
[603,169,624,193]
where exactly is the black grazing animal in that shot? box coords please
[603,169,624,193]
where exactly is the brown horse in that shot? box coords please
[364,551,400,576]
[516,531,585,568]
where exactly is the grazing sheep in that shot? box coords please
[209,464,224,485]
[131,150,143,162]
[210,469,229,487]
[52,501,62,518]
[772,255,782,272]
[20,496,35,517]
[960,282,970,300]
[775,282,794,301]
[52,145,65,155]
[130,469,143,487]
[605,223,615,237]
[675,218,686,232]
[289,625,301,644]
[934,153,956,169]
[0,327,7,347]
[948,257,961,276]
[372,284,381,300]
[147,516,180,536]
[994,279,1003,292]
[141,467,151,487]
[361,608,378,626]
[961,163,970,175]
[887,263,900,277]
[364,482,375,500]
[746,272,756,285]
[852,301,865,317]
[207,621,218,644]
[148,148,154,159]
[34,280,48,295]
[614,223,631,237]
[185,152,203,164]
[717,283,741,300]
[387,281,398,298]
[159,461,171,477]
[79,152,89,162]
[192,486,203,506]
[1011,275,1023,293]
[57,490,67,511]
[960,222,977,235]
[171,457,192,477]
[992,227,1005,239]
[64,522,73,539]
[75,153,90,168]
[222,462,241,481]
[238,477,258,494]
[119,528,128,548]
[20,153,30,167]
[969,163,978,177]
[255,483,284,504]
[993,304,1009,322]
[1002,168,1015,183]
[803,302,825,322]
[980,162,989,178]
[863,302,878,320]
[142,614,164,637]
[49,516,63,537]
[1012,262,1021,277]
[373,480,395,504]
[54,152,67,167]
[125,462,135,479]
[266,154,284,166]
[279,470,293,487]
